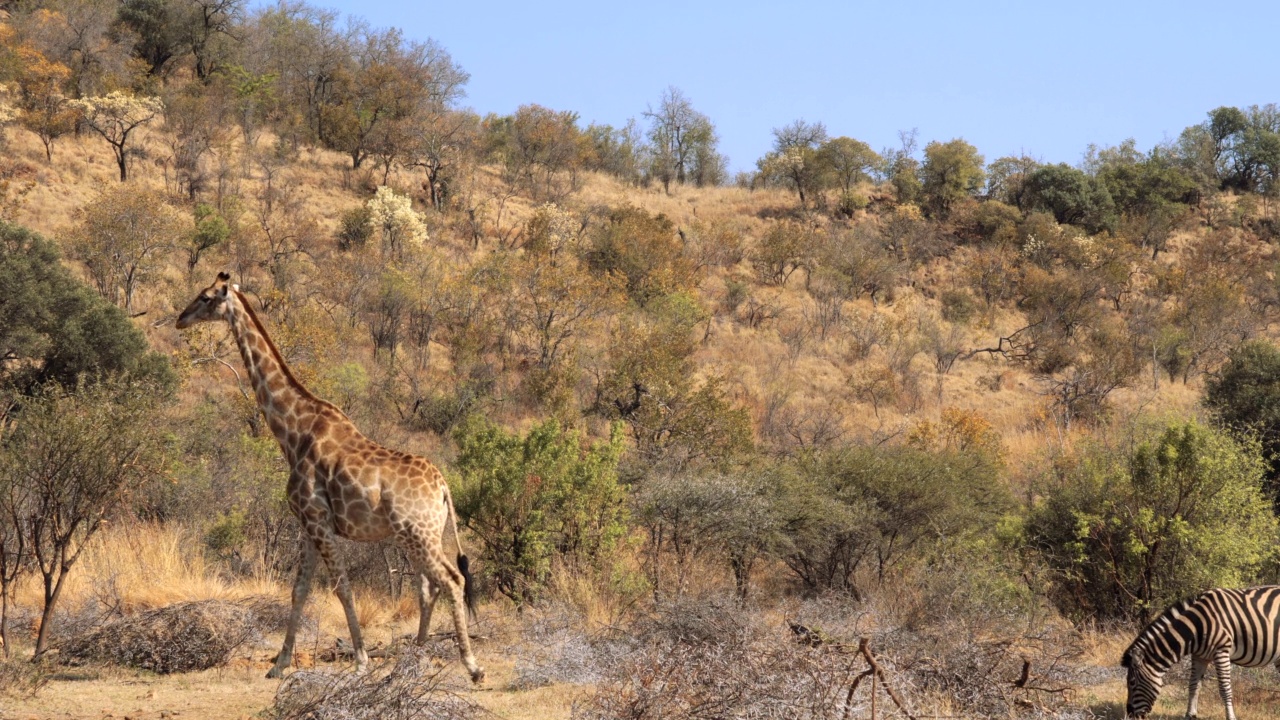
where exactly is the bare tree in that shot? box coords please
[644,87,720,194]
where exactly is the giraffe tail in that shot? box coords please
[457,553,477,620]
[444,486,477,619]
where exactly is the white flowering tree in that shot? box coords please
[70,91,164,181]
[366,186,427,260]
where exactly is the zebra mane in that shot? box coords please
[1123,593,1201,667]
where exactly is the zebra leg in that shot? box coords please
[1212,650,1236,720]
[1187,655,1210,719]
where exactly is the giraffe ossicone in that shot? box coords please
[176,272,484,683]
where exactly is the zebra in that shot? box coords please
[1123,586,1280,720]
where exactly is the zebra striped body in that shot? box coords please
[1123,586,1280,720]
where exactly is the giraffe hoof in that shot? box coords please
[266,666,283,679]
[470,666,486,684]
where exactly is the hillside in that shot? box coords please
[4,4,1280,719]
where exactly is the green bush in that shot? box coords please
[452,419,628,605]
[1204,339,1280,494]
[1025,420,1278,621]
[0,221,173,394]
[771,444,1010,599]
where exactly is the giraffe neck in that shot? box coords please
[225,290,314,443]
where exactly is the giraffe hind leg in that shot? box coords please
[416,573,441,644]
[399,529,484,682]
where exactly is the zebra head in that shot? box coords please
[1122,648,1165,719]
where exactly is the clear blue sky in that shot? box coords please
[302,0,1278,174]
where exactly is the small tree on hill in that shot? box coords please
[920,138,985,219]
[1204,339,1280,497]
[14,47,78,162]
[644,87,720,194]
[71,91,164,181]
[68,187,185,314]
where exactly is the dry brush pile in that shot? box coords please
[58,596,289,673]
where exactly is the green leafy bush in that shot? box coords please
[452,419,628,605]
[1026,420,1278,621]
[771,444,1010,599]
[0,221,173,394]
[1204,339,1280,494]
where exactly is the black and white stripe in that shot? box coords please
[1123,586,1280,720]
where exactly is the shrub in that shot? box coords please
[583,205,699,307]
[452,419,628,605]
[0,221,173,393]
[270,646,479,720]
[575,599,868,720]
[1204,339,1280,494]
[939,288,978,325]
[772,445,1010,598]
[1026,420,1278,621]
[60,599,275,673]
[337,205,373,250]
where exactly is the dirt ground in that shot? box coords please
[0,647,580,720]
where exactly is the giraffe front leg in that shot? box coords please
[268,540,318,679]
[1187,655,1209,719]
[1213,650,1236,720]
[416,573,441,645]
[316,532,369,672]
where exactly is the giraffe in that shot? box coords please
[176,272,484,683]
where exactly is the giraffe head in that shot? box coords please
[176,272,235,329]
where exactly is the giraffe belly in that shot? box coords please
[327,484,394,542]
[332,504,393,542]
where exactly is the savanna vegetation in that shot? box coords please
[3,2,1280,718]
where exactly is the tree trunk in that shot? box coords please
[1,584,10,658]
[114,145,128,181]
[33,561,68,659]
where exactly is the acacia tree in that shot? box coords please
[68,187,185,314]
[0,379,170,659]
[818,136,880,195]
[71,91,164,181]
[759,120,829,207]
[321,27,467,171]
[409,110,479,210]
[920,138,985,219]
[487,104,585,201]
[12,0,135,98]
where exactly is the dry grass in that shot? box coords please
[13,522,281,617]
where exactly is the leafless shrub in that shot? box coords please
[575,599,871,720]
[510,604,616,690]
[0,659,48,697]
[270,645,480,720]
[739,296,782,329]
[759,390,846,456]
[863,566,1089,719]
[60,597,286,673]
